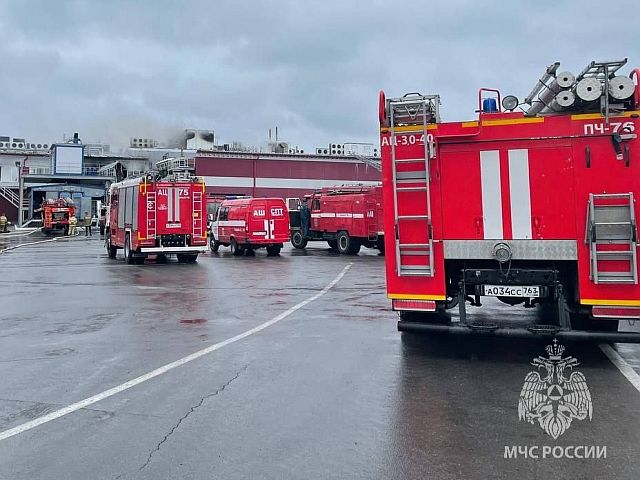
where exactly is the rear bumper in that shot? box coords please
[140,246,207,254]
[397,321,640,343]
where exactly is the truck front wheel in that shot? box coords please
[209,236,220,253]
[106,232,117,259]
[337,231,360,255]
[291,230,307,249]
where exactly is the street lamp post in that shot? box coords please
[15,158,25,228]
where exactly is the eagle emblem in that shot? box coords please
[518,339,592,439]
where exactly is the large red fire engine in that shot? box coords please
[105,157,207,264]
[289,185,384,254]
[379,59,640,341]
[209,197,289,256]
[38,198,76,235]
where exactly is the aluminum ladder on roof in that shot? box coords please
[586,192,638,284]
[388,94,439,277]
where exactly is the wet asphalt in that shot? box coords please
[0,233,640,480]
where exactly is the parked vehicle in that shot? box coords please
[37,198,76,235]
[379,58,640,341]
[210,197,289,256]
[289,185,384,254]
[105,157,208,264]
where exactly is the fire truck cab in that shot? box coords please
[380,59,640,341]
[289,185,384,255]
[38,198,76,235]
[210,197,289,256]
[105,157,208,264]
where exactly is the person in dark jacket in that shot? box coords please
[300,198,311,237]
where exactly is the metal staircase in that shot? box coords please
[586,193,638,284]
[388,94,439,277]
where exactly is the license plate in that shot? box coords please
[483,285,540,297]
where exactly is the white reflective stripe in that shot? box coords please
[352,213,364,218]
[335,213,351,218]
[270,219,275,239]
[167,187,173,222]
[480,150,503,239]
[263,219,269,239]
[217,220,246,227]
[202,176,379,189]
[320,213,336,218]
[310,213,321,218]
[508,149,532,239]
[252,231,267,236]
[174,187,181,222]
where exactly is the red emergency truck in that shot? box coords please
[105,158,207,264]
[210,197,289,256]
[289,185,384,254]
[38,198,76,235]
[379,59,640,341]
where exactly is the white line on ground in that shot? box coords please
[0,262,353,442]
[0,232,81,254]
[599,343,640,393]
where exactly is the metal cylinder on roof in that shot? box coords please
[608,75,635,100]
[575,77,603,102]
[540,91,576,113]
[526,71,576,116]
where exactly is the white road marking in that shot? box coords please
[599,343,640,393]
[0,263,353,442]
[0,231,82,255]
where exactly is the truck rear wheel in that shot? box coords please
[291,231,307,249]
[106,232,117,259]
[266,244,282,256]
[230,238,244,256]
[124,234,135,265]
[177,253,198,263]
[337,231,360,255]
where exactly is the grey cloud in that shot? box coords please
[0,0,637,150]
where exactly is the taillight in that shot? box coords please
[592,306,640,319]
[392,299,437,312]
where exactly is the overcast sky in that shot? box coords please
[0,0,637,151]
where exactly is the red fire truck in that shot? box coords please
[105,158,207,264]
[289,185,384,254]
[379,59,640,341]
[38,198,76,235]
[210,197,289,255]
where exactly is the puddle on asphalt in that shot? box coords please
[180,318,207,324]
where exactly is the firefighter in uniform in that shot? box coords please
[68,214,77,236]
[300,199,311,237]
[0,213,8,233]
[83,212,92,236]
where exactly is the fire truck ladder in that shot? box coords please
[586,193,638,284]
[192,190,203,238]
[388,94,439,277]
[147,191,157,240]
